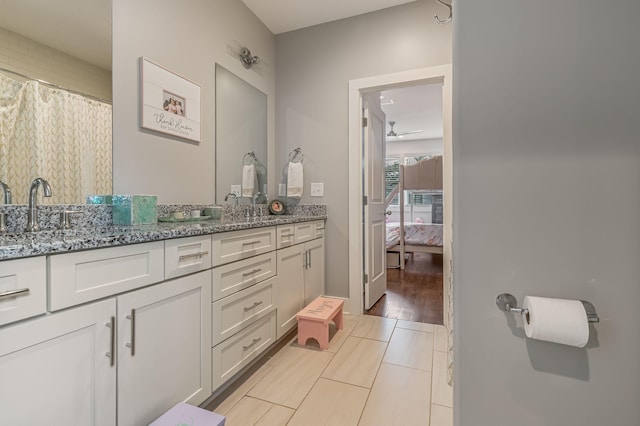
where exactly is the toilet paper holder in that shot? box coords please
[496,293,599,323]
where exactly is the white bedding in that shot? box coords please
[386,222,443,249]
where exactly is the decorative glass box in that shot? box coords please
[112,195,158,225]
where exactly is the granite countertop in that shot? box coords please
[0,214,326,261]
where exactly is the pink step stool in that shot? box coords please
[296,296,344,350]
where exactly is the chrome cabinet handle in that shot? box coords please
[242,337,262,351]
[105,316,115,367]
[125,309,136,356]
[242,268,262,277]
[243,301,263,312]
[242,240,261,246]
[178,251,209,261]
[308,249,312,269]
[0,288,30,300]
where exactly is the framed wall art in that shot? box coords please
[139,57,201,142]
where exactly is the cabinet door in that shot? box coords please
[0,299,116,426]
[275,244,304,339]
[304,237,325,305]
[117,271,212,426]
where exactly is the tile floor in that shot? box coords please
[209,315,453,426]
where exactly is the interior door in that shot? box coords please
[363,92,387,309]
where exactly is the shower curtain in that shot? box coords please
[0,73,112,204]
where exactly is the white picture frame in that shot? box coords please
[139,57,201,142]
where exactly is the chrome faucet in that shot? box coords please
[0,180,11,204]
[251,192,266,218]
[224,192,238,206]
[25,178,52,232]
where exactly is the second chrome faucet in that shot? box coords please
[25,177,52,232]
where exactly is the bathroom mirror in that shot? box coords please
[215,64,267,204]
[0,0,112,205]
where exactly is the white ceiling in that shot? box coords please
[242,0,417,34]
[381,83,444,142]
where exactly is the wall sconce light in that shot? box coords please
[239,47,260,69]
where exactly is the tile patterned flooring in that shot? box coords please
[208,315,453,425]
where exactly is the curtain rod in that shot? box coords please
[0,66,112,105]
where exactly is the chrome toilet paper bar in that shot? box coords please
[496,293,599,323]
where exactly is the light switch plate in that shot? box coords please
[230,185,241,197]
[279,183,286,196]
[310,182,324,197]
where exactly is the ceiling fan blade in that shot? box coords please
[395,129,423,136]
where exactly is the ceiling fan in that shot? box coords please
[386,121,423,138]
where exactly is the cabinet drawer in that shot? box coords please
[276,225,295,249]
[313,220,325,239]
[212,311,276,390]
[212,277,276,346]
[164,235,212,279]
[294,220,324,244]
[211,227,275,267]
[211,252,276,302]
[48,241,164,311]
[0,257,46,326]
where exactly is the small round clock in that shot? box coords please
[268,199,286,215]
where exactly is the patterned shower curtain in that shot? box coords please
[0,73,112,204]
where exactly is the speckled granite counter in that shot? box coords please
[0,214,325,261]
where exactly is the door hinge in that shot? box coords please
[363,273,368,284]
[363,195,368,206]
[362,117,368,127]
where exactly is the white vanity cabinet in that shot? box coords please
[0,298,117,425]
[210,227,279,390]
[0,216,326,423]
[275,221,325,339]
[117,270,212,426]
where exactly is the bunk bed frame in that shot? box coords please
[386,156,444,269]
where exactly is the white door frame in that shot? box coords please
[347,64,453,328]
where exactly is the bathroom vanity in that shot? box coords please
[0,212,326,425]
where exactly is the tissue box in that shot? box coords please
[112,195,158,225]
[202,206,222,219]
[86,195,113,205]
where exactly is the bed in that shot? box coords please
[386,156,444,269]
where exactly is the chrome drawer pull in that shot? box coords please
[241,240,261,246]
[0,288,30,300]
[242,268,262,277]
[242,337,262,351]
[243,301,263,312]
[105,316,115,367]
[178,251,209,261]
[125,309,136,356]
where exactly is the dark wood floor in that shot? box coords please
[365,252,444,325]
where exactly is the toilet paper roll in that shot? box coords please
[523,296,589,348]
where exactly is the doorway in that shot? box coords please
[346,65,452,330]
[365,82,445,324]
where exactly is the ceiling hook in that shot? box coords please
[434,0,452,24]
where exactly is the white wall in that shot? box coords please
[454,0,640,424]
[275,0,451,297]
[112,0,275,204]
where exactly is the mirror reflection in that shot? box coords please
[215,64,267,204]
[0,0,112,205]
